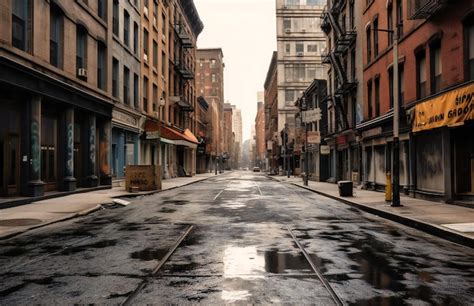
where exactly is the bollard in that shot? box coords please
[385,172,392,202]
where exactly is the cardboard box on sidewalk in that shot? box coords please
[125,166,162,192]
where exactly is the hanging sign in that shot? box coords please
[307,131,321,144]
[302,108,322,123]
[320,145,330,155]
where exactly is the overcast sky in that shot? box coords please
[194,0,276,141]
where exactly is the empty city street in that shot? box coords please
[0,172,473,305]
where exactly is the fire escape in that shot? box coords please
[408,0,453,20]
[321,1,356,131]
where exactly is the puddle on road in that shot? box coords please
[130,248,169,261]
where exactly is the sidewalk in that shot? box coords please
[0,173,219,240]
[271,175,474,248]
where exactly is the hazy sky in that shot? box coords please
[194,0,276,141]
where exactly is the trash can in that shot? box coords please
[338,180,353,197]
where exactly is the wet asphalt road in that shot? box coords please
[0,171,474,305]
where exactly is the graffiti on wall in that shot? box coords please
[30,120,40,176]
[89,125,96,167]
[66,123,74,176]
[99,128,109,175]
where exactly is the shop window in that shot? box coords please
[416,131,444,193]
[430,40,442,94]
[50,4,64,69]
[12,0,32,52]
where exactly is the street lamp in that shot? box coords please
[372,28,401,207]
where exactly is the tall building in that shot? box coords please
[111,0,143,180]
[358,0,473,204]
[231,105,243,168]
[320,0,363,182]
[196,96,209,173]
[264,51,279,172]
[223,102,233,167]
[255,101,266,169]
[275,0,327,150]
[0,0,114,198]
[196,48,225,167]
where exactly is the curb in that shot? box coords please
[270,176,474,249]
[0,174,223,241]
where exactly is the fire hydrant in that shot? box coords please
[385,172,392,202]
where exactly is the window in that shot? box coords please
[307,44,317,53]
[296,42,304,53]
[350,49,356,82]
[143,76,149,110]
[153,84,158,112]
[387,3,393,45]
[466,19,474,80]
[389,68,394,109]
[210,59,217,68]
[366,26,372,63]
[399,64,405,105]
[373,17,379,57]
[76,26,87,71]
[112,0,119,36]
[396,0,403,37]
[349,0,354,30]
[98,0,106,21]
[112,58,119,98]
[285,43,291,54]
[50,4,63,68]
[430,40,442,94]
[283,19,291,31]
[416,50,427,99]
[123,66,130,104]
[97,42,106,90]
[133,22,139,55]
[162,13,166,35]
[12,0,32,52]
[285,90,295,103]
[134,74,139,109]
[211,74,216,83]
[161,51,166,76]
[124,11,130,47]
[153,40,158,69]
[374,76,380,116]
[143,29,149,59]
[367,80,373,118]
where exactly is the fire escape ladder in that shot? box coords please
[334,96,349,131]
[327,10,343,38]
[329,52,347,86]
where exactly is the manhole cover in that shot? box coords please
[0,218,43,227]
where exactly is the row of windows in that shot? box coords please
[283,0,325,6]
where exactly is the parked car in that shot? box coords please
[252,167,261,172]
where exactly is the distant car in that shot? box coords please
[252,167,261,172]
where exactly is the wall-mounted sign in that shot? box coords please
[307,131,321,144]
[413,82,474,132]
[113,110,138,127]
[302,108,322,123]
[320,145,330,155]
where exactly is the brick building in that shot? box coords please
[264,51,279,173]
[223,103,233,169]
[359,0,474,204]
[255,100,266,169]
[0,0,114,198]
[196,96,209,173]
[196,48,225,170]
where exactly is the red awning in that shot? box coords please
[145,120,199,147]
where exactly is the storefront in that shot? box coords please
[111,109,142,179]
[410,81,474,203]
[0,57,113,200]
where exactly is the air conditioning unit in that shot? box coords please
[285,29,291,34]
[143,53,148,62]
[297,52,303,57]
[143,6,149,17]
[77,68,87,78]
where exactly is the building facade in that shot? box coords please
[0,0,114,199]
[264,51,279,173]
[359,0,474,204]
[255,101,266,169]
[196,48,225,169]
[276,0,327,168]
[321,0,363,183]
[196,96,209,173]
[223,103,233,169]
[111,0,143,180]
[231,105,242,169]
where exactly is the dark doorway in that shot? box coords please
[454,124,474,195]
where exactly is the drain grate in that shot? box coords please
[0,218,43,227]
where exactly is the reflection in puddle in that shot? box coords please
[221,290,251,302]
[223,246,313,279]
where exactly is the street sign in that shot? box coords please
[320,145,330,155]
[302,108,322,123]
[307,131,321,144]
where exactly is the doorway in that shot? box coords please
[0,135,20,196]
[454,124,474,195]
